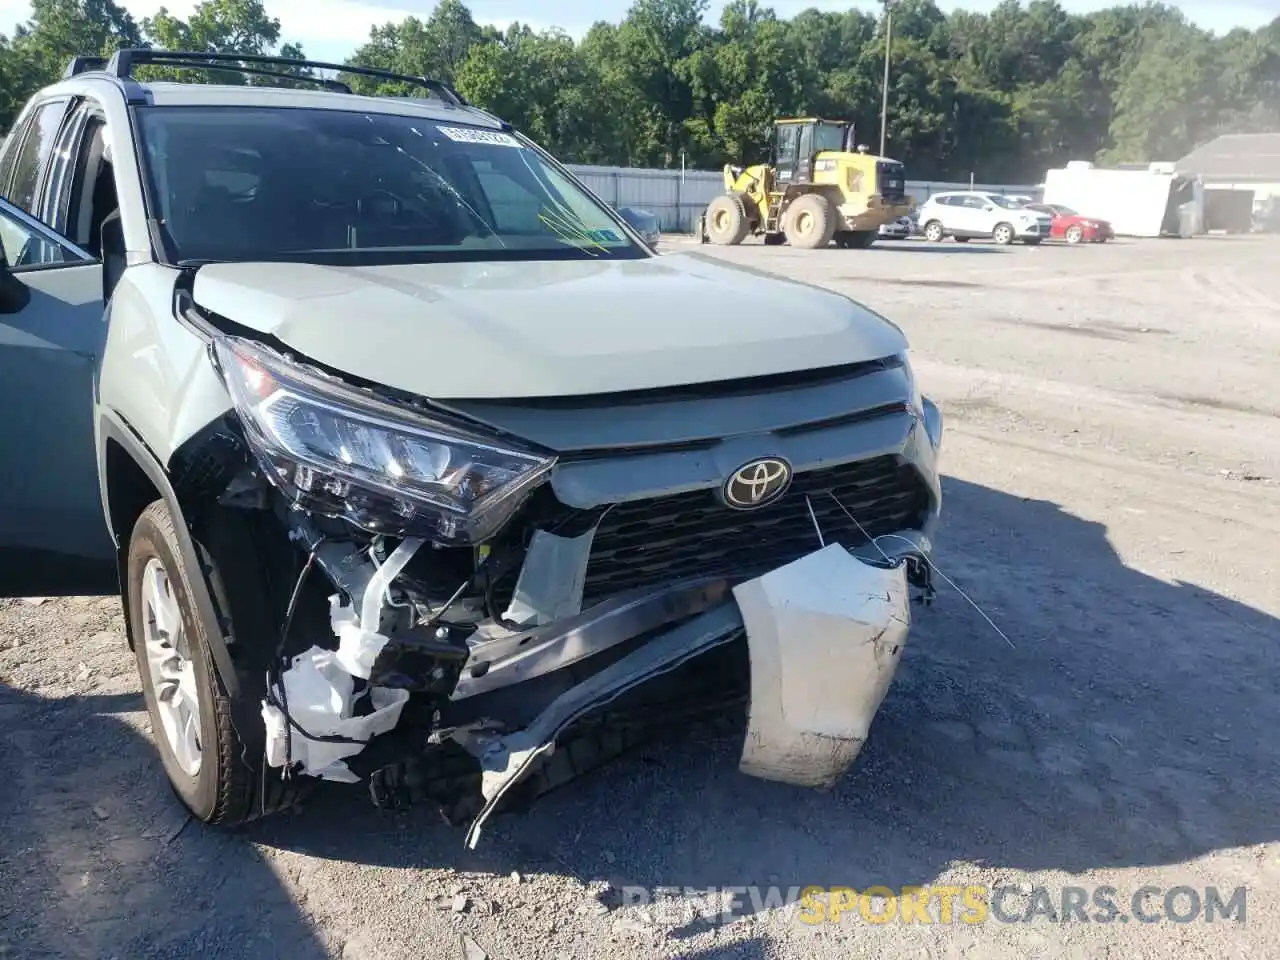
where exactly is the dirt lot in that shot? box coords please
[2,234,1278,960]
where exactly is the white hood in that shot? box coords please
[192,252,907,400]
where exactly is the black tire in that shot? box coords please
[705,194,750,245]
[923,220,945,243]
[992,222,1015,245]
[784,194,837,249]
[128,499,308,826]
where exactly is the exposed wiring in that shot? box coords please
[266,541,372,779]
[804,494,826,547]
[422,574,475,630]
[270,545,316,778]
[873,532,1016,650]
[826,491,897,567]
[827,491,1016,650]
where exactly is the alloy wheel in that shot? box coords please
[140,556,203,777]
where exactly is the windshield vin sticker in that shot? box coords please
[438,126,522,147]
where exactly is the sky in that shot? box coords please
[1,0,1276,63]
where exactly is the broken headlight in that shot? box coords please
[213,336,555,545]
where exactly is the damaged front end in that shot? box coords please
[201,332,943,845]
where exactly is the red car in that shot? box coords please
[1026,203,1113,244]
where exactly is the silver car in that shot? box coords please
[878,215,913,240]
[0,50,943,842]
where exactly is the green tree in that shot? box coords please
[1103,16,1221,162]
[343,0,488,93]
[0,0,142,128]
[140,0,309,85]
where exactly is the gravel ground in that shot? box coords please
[2,233,1278,960]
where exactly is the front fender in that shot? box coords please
[96,408,240,697]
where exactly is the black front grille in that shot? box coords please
[580,456,930,604]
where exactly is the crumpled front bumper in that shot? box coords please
[261,388,944,843]
[461,538,923,848]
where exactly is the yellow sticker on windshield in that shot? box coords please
[437,126,521,147]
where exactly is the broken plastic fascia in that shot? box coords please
[500,527,595,628]
[331,536,423,679]
[262,646,409,782]
[733,543,911,789]
[462,600,745,849]
[263,530,423,781]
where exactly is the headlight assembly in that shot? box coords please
[213,336,556,545]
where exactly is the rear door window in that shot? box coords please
[2,100,70,214]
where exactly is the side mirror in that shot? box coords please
[0,247,31,315]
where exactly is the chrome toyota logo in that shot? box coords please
[723,457,792,509]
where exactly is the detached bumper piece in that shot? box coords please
[734,544,909,788]
[460,543,913,848]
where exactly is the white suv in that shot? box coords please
[0,49,943,836]
[918,191,1051,245]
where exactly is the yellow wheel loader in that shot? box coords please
[699,118,912,249]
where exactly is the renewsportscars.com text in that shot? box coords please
[618,884,1248,927]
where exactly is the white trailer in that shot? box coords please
[1042,161,1204,238]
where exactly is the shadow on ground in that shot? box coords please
[0,686,328,960]
[251,475,1279,897]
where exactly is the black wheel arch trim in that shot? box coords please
[98,408,240,697]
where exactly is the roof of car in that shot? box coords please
[42,74,505,128]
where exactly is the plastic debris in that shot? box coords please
[262,646,409,781]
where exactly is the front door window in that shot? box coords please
[0,199,94,272]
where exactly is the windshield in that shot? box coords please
[813,123,848,153]
[134,106,644,265]
[1052,205,1078,216]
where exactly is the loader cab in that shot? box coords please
[772,118,853,187]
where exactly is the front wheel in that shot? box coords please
[992,223,1015,245]
[129,500,307,825]
[784,194,837,249]
[1065,224,1084,244]
[923,220,945,243]
[705,194,750,246]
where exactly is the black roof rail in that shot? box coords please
[102,49,469,107]
[64,56,108,78]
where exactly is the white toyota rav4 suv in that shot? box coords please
[0,49,945,843]
[918,191,1051,246]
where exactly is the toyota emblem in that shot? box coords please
[722,457,793,510]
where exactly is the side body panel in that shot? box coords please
[0,262,115,593]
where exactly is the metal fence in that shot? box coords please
[567,163,1040,233]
